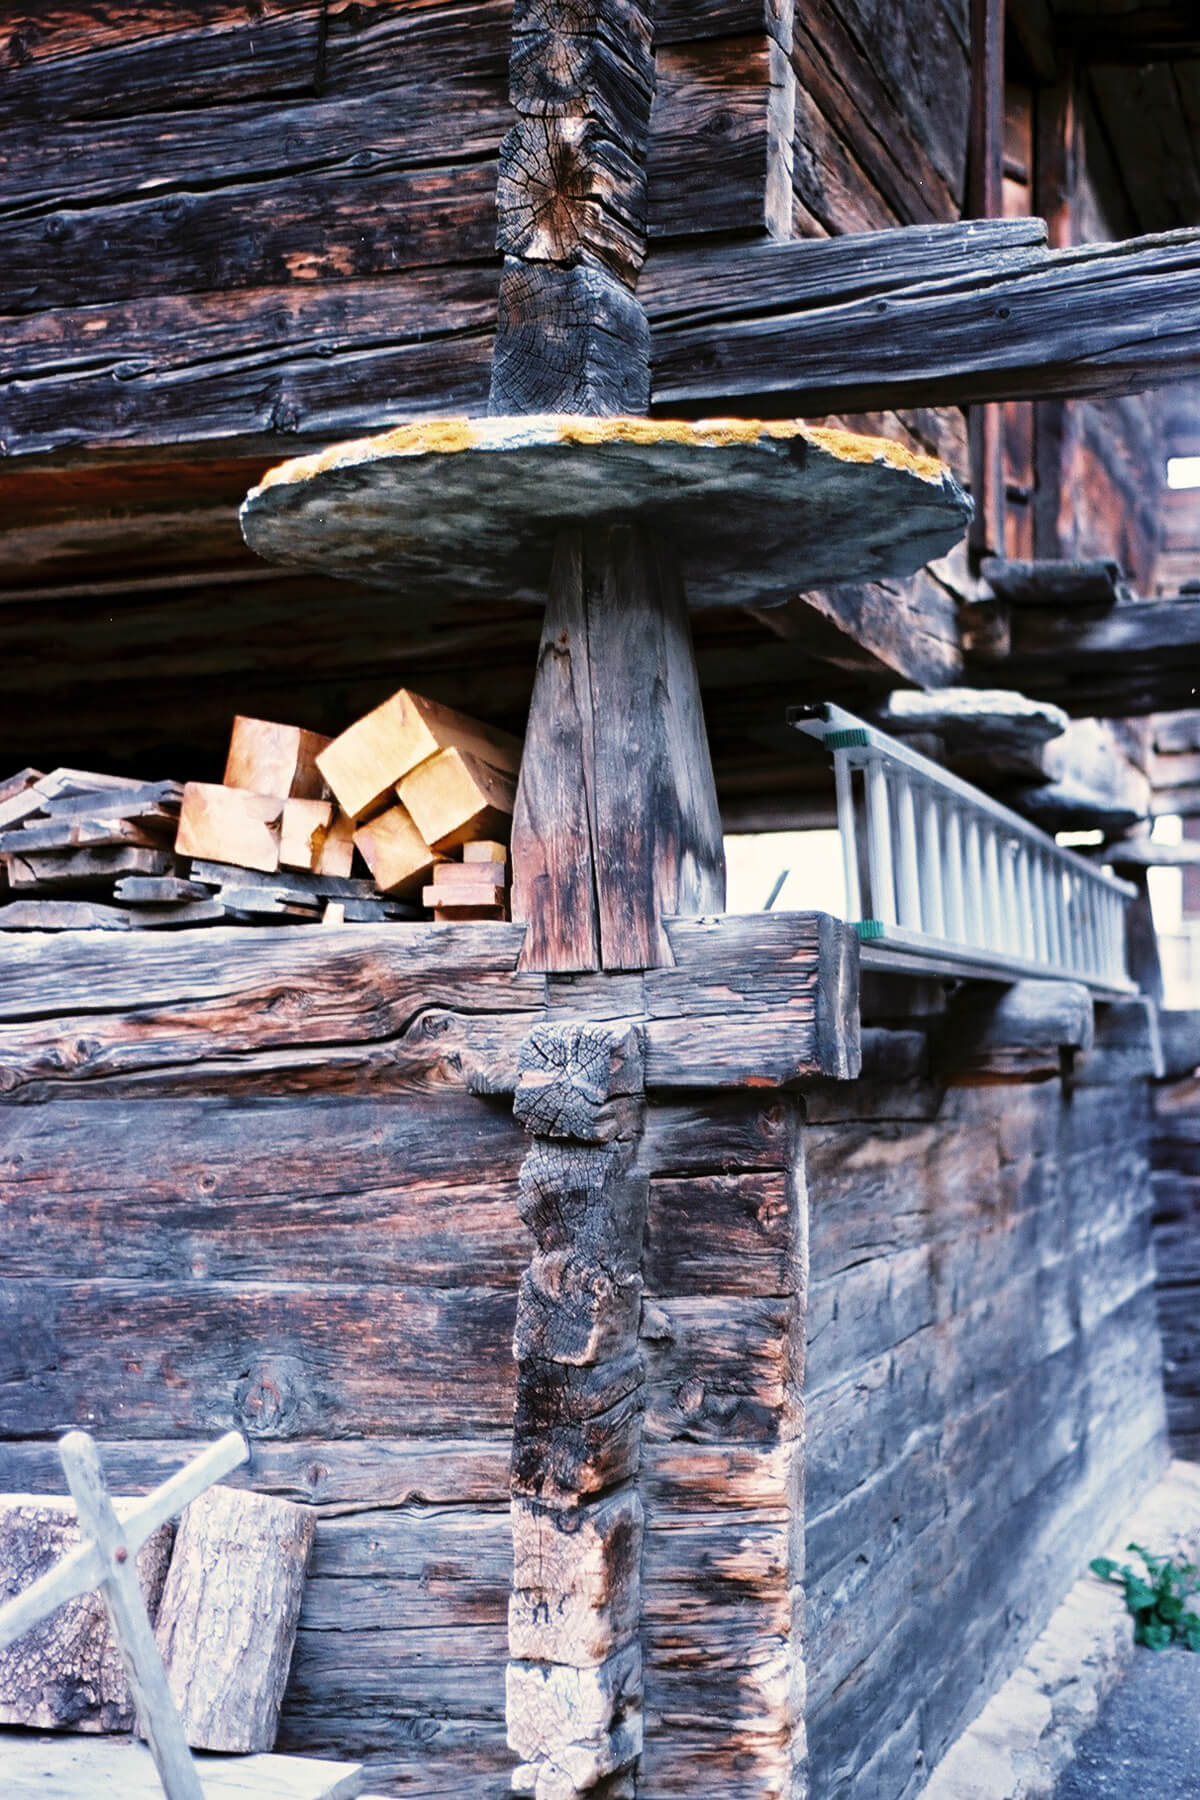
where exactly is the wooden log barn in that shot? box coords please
[3,3,1200,1798]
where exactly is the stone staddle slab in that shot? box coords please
[240,414,972,611]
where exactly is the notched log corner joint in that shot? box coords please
[507,1021,649,1800]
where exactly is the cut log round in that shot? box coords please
[154,1485,315,1754]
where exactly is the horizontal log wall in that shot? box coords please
[0,914,838,1796]
[0,0,792,458]
[1150,1016,1200,1463]
[802,1001,1168,1800]
[790,0,969,237]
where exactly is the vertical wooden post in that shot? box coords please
[1033,54,1077,559]
[493,0,727,971]
[508,1023,649,1799]
[967,0,1006,561]
[490,0,656,417]
[511,523,725,973]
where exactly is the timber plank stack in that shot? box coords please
[0,690,519,932]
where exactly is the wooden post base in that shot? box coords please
[510,523,725,973]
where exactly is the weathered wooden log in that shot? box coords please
[514,1023,645,1142]
[1157,1011,1200,1081]
[508,1021,649,1798]
[0,1499,172,1733]
[650,226,1200,415]
[510,525,725,973]
[512,1354,646,1505]
[936,979,1094,1079]
[508,1643,643,1796]
[155,1484,315,1753]
[490,0,655,418]
[981,557,1129,608]
[491,260,651,416]
[968,595,1200,717]
[510,1490,643,1666]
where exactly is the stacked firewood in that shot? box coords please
[0,766,211,930]
[0,689,520,932]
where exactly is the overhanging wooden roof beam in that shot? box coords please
[648,226,1200,415]
[967,596,1200,717]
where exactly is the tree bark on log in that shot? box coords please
[154,1485,315,1753]
[0,1499,172,1733]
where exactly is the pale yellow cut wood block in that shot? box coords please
[422,882,506,908]
[279,801,355,878]
[176,784,282,873]
[353,804,436,896]
[397,749,516,852]
[223,717,331,801]
[433,860,507,888]
[463,839,508,865]
[316,689,522,823]
[279,799,331,872]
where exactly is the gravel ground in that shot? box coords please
[1052,1646,1200,1798]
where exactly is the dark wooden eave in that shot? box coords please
[968,596,1200,718]
[648,226,1200,416]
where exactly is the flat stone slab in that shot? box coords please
[2,1732,363,1799]
[240,415,972,611]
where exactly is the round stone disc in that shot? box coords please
[240,414,972,611]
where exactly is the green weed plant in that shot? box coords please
[1090,1543,1200,1652]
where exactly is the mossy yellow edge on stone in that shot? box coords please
[249,414,951,499]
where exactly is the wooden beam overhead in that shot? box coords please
[648,226,1200,415]
[968,595,1200,717]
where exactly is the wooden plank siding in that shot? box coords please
[0,1,795,460]
[0,916,843,1795]
[803,1004,1169,1800]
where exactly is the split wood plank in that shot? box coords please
[0,769,44,807]
[466,840,509,866]
[0,1499,173,1733]
[0,815,170,853]
[157,1487,314,1755]
[176,786,282,875]
[4,847,176,890]
[279,802,354,880]
[0,900,225,932]
[398,749,515,854]
[1,1735,364,1800]
[352,806,438,897]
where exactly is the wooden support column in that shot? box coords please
[967,0,1006,561]
[493,0,726,972]
[508,1022,649,1800]
[490,0,655,416]
[511,523,725,974]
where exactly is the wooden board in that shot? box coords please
[1,1733,363,1799]
[651,225,1200,415]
